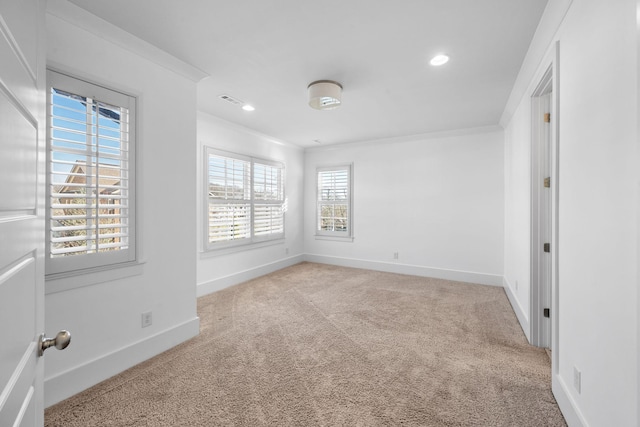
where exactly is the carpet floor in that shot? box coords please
[45,262,566,426]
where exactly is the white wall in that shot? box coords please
[503,0,638,425]
[503,95,533,336]
[303,129,505,286]
[43,2,200,406]
[196,112,304,296]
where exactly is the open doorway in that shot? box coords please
[531,68,552,349]
[530,43,559,368]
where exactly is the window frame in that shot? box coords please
[204,147,285,251]
[45,69,137,278]
[315,164,353,240]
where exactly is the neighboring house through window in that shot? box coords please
[46,70,136,276]
[205,147,284,250]
[316,165,353,239]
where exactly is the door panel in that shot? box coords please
[0,0,39,81]
[0,0,45,426]
[0,18,39,116]
[0,90,38,213]
[0,256,36,389]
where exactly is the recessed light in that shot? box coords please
[430,54,449,66]
[242,104,255,112]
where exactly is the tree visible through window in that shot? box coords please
[46,70,136,275]
[317,165,352,237]
[205,148,284,250]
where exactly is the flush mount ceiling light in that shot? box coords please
[308,80,342,110]
[430,54,450,66]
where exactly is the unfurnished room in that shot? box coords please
[0,1,638,426]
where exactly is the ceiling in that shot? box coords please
[67,0,548,147]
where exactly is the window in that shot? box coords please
[205,148,284,250]
[316,165,352,238]
[46,70,136,276]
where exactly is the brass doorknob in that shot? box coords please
[38,330,71,356]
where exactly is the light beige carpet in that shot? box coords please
[45,262,566,426]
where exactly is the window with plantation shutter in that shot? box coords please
[205,148,284,250]
[46,70,136,276]
[207,153,251,245]
[317,165,352,238]
[253,162,284,238]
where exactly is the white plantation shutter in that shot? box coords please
[317,165,352,237]
[46,70,136,275]
[207,153,251,245]
[253,161,284,239]
[205,148,285,250]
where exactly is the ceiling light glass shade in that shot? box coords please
[308,80,342,110]
[430,54,449,66]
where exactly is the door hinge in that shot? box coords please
[543,243,550,253]
[544,113,551,123]
[544,177,551,188]
[543,308,550,318]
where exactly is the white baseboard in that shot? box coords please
[44,316,200,408]
[502,277,530,342]
[552,374,588,427]
[196,254,305,297]
[303,254,503,287]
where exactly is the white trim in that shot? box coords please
[500,0,573,128]
[636,1,640,424]
[44,316,200,408]
[199,238,284,258]
[303,254,503,287]
[529,63,554,349]
[315,164,353,239]
[305,125,502,152]
[45,69,138,277]
[552,375,588,427]
[502,277,530,342]
[313,235,354,242]
[45,261,145,295]
[197,254,304,297]
[46,0,208,83]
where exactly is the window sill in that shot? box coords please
[314,235,354,242]
[45,260,145,295]
[200,238,285,258]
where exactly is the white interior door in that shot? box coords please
[0,0,46,425]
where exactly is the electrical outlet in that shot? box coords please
[515,280,519,291]
[285,247,289,255]
[573,366,581,394]
[393,252,399,260]
[141,311,152,328]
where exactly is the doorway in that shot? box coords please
[530,55,558,358]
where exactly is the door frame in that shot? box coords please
[530,41,560,373]
[530,68,552,348]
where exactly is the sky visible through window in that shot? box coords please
[51,88,123,185]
